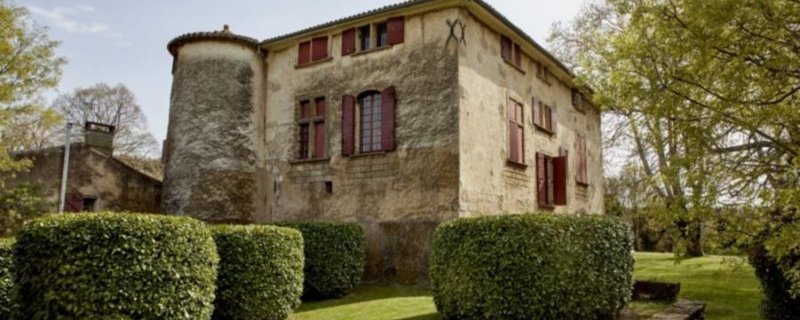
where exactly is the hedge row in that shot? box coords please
[278,223,366,300]
[211,225,304,320]
[2,213,364,319]
[13,213,219,319]
[0,239,13,320]
[430,214,634,320]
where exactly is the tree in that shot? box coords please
[52,83,159,157]
[0,0,65,186]
[549,0,800,312]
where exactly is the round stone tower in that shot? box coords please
[163,25,267,222]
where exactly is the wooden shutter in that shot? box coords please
[387,17,405,45]
[381,86,396,151]
[514,44,522,66]
[509,123,519,162]
[533,98,541,127]
[65,193,83,212]
[578,135,588,184]
[536,153,547,206]
[298,41,311,65]
[342,28,356,55]
[553,155,568,205]
[314,122,326,159]
[341,95,356,156]
[312,36,328,61]
[501,36,512,61]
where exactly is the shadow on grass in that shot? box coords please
[394,313,441,320]
[296,284,435,313]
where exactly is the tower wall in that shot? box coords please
[163,40,267,222]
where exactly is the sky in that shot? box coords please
[17,0,588,146]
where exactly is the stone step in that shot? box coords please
[649,300,706,320]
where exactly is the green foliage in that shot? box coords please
[278,223,365,300]
[210,224,304,320]
[430,214,634,320]
[749,244,800,320]
[0,0,65,178]
[13,212,218,319]
[0,184,52,237]
[0,238,13,319]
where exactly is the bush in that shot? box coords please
[211,225,304,320]
[14,212,218,319]
[431,214,634,320]
[0,238,13,319]
[750,244,800,320]
[278,223,365,300]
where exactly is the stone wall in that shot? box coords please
[7,145,162,213]
[162,41,268,222]
[456,9,604,216]
[263,7,462,284]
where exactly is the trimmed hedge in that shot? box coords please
[279,223,366,300]
[0,238,13,319]
[14,212,218,319]
[431,214,634,320]
[211,225,304,320]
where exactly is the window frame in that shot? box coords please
[297,36,331,67]
[536,61,553,85]
[296,97,327,161]
[356,91,383,154]
[534,100,556,134]
[500,35,525,74]
[507,98,526,166]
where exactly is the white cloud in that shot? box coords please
[27,5,121,38]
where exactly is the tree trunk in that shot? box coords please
[677,219,704,257]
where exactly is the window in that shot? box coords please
[82,197,97,212]
[576,134,589,186]
[507,98,525,165]
[536,61,552,85]
[359,91,383,153]
[297,97,326,160]
[341,86,396,156]
[533,99,556,134]
[500,35,524,70]
[537,152,568,207]
[297,36,329,66]
[341,17,405,56]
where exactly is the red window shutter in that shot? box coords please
[536,153,547,206]
[381,86,397,151]
[387,17,405,45]
[514,44,522,66]
[501,36,512,61]
[312,37,328,61]
[298,41,311,65]
[342,28,356,56]
[508,122,518,162]
[65,193,83,212]
[341,95,356,156]
[315,98,326,116]
[314,122,326,159]
[553,155,568,205]
[300,100,312,119]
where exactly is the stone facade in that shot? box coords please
[164,0,603,284]
[6,125,162,213]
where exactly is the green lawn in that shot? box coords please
[291,252,764,320]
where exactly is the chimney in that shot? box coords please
[84,122,115,156]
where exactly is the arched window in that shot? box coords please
[359,91,382,153]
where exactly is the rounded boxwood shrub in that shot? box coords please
[14,212,218,319]
[279,223,366,300]
[0,238,14,319]
[431,214,634,320]
[211,225,304,320]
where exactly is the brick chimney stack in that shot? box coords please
[84,122,115,156]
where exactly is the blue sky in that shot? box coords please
[17,0,586,145]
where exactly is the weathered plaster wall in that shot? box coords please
[163,42,268,222]
[7,145,162,213]
[457,9,604,216]
[264,8,461,284]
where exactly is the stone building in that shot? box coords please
[6,122,162,213]
[164,0,603,284]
